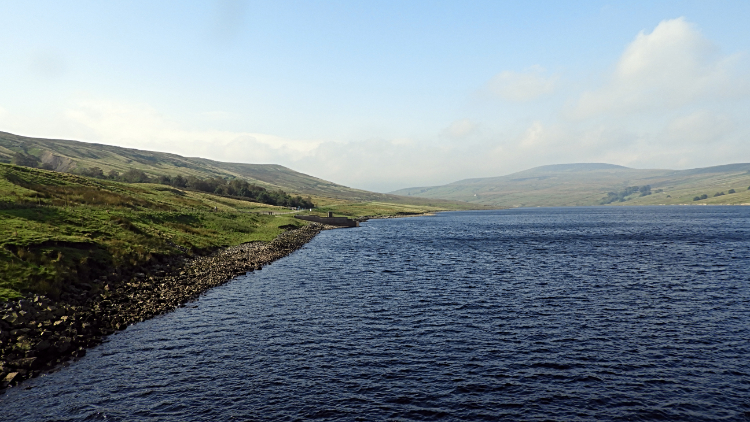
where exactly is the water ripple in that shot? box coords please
[2,207,750,421]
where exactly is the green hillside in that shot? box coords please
[0,162,488,302]
[392,163,750,207]
[0,131,480,210]
[0,163,311,301]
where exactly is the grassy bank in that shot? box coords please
[0,163,483,302]
[0,164,308,301]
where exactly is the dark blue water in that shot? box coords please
[3,207,750,421]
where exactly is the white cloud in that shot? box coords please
[443,119,478,139]
[571,17,747,118]
[518,121,546,149]
[487,66,558,102]
[664,110,734,145]
[2,18,748,193]
[61,99,322,163]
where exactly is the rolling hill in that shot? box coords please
[391,163,750,207]
[0,131,481,210]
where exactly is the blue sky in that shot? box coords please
[1,1,749,191]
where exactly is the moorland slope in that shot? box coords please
[392,163,750,207]
[0,131,480,210]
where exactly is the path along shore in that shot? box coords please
[0,222,334,390]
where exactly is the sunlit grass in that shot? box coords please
[0,163,484,301]
[0,164,304,301]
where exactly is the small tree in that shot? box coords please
[156,175,172,185]
[78,167,105,178]
[171,175,187,188]
[122,168,150,183]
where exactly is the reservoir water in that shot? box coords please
[2,207,749,421]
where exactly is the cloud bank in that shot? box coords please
[1,18,748,192]
[571,17,746,118]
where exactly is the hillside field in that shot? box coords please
[0,163,483,301]
[392,163,750,207]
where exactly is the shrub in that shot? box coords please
[701,194,708,200]
[728,189,736,194]
[600,186,642,204]
[121,169,151,183]
[156,175,172,185]
[76,166,106,179]
[693,196,701,201]
[714,192,725,197]
[11,152,39,168]
[171,175,187,188]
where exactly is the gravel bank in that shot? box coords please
[0,223,331,390]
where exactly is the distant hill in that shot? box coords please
[391,163,750,207]
[0,131,481,209]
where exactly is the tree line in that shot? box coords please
[693,188,744,201]
[79,167,315,208]
[9,153,314,208]
[600,185,651,204]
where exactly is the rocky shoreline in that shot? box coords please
[0,223,331,391]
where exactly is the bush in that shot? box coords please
[701,194,708,200]
[121,169,151,183]
[600,186,642,204]
[11,152,39,168]
[714,192,725,197]
[156,175,172,185]
[693,196,701,201]
[76,167,106,179]
[728,189,736,194]
[171,175,187,188]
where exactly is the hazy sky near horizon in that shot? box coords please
[1,1,749,192]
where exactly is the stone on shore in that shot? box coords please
[0,223,331,390]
